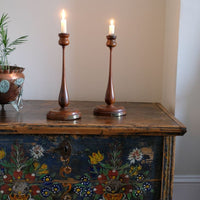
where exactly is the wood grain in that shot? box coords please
[0,100,186,135]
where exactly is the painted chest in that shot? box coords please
[0,101,186,200]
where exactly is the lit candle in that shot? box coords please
[109,19,115,35]
[61,9,67,33]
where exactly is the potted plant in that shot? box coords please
[0,13,28,111]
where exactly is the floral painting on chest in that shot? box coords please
[0,134,163,200]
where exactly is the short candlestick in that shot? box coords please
[47,33,81,120]
[94,35,126,117]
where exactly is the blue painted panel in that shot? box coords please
[0,135,163,200]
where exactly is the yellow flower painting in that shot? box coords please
[33,162,48,175]
[0,149,5,159]
[89,151,104,165]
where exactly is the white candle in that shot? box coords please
[61,9,67,33]
[109,19,115,35]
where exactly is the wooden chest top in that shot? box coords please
[0,100,186,136]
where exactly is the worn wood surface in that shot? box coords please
[161,136,176,200]
[0,100,186,135]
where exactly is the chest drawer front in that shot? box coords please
[0,134,163,200]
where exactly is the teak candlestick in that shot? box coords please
[47,33,81,121]
[94,34,126,117]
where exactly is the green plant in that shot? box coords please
[0,13,28,70]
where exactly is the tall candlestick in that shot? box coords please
[47,33,81,120]
[93,34,126,117]
[61,9,67,33]
[109,19,115,35]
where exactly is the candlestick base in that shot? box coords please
[93,105,126,117]
[47,107,81,121]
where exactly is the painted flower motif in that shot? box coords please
[137,165,142,170]
[84,187,93,197]
[51,184,62,194]
[135,188,143,197]
[33,162,40,169]
[30,145,44,159]
[108,169,118,179]
[0,185,10,194]
[41,187,51,197]
[13,169,23,180]
[143,182,152,191]
[122,185,133,194]
[30,185,40,196]
[42,175,53,186]
[33,162,48,174]
[119,174,129,183]
[39,164,49,175]
[89,151,104,165]
[98,174,107,184]
[129,165,138,176]
[3,174,13,184]
[136,174,144,182]
[74,186,83,195]
[81,175,90,185]
[40,163,48,170]
[128,148,143,164]
[0,149,5,160]
[25,173,36,181]
[94,184,104,195]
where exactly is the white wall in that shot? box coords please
[173,0,200,199]
[0,0,165,102]
[162,0,180,113]
[175,0,200,176]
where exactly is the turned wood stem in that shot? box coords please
[59,45,69,108]
[105,47,115,105]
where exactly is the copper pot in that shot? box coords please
[0,66,25,110]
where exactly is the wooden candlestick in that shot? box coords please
[47,33,81,120]
[94,35,126,117]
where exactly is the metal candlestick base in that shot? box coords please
[47,33,81,121]
[94,34,126,117]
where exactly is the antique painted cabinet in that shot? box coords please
[0,101,186,200]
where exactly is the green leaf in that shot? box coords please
[39,173,47,179]
[121,163,130,170]
[1,160,14,168]
[9,35,28,47]
[34,195,41,200]
[75,175,81,180]
[24,158,34,167]
[139,195,144,200]
[99,163,112,169]
[0,13,28,66]
[94,194,101,199]
[3,194,8,200]
[132,191,137,198]
[127,193,132,200]
[143,171,150,176]
[0,13,9,27]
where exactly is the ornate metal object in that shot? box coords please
[0,66,24,111]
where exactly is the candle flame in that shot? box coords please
[61,9,66,19]
[110,19,114,25]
